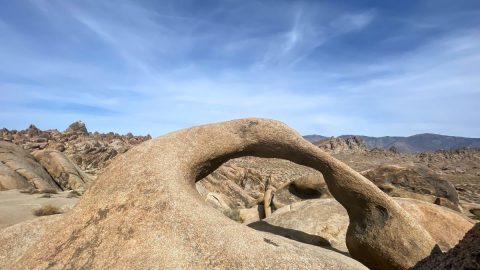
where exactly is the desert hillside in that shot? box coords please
[305,133,480,153]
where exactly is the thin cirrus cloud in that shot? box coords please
[0,0,479,137]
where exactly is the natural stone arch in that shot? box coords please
[14,118,435,270]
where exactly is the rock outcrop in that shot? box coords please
[0,216,61,269]
[32,149,91,190]
[12,118,439,270]
[0,142,60,191]
[197,157,325,209]
[314,136,369,154]
[250,198,473,255]
[249,199,350,253]
[361,165,461,211]
[0,121,151,178]
[412,223,480,270]
[64,120,88,135]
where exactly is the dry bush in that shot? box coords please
[39,188,58,194]
[33,204,62,216]
[20,188,40,194]
[66,190,81,198]
[223,208,242,222]
[20,188,59,194]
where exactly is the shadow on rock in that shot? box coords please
[412,223,480,270]
[248,220,350,256]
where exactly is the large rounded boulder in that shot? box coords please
[250,198,474,254]
[32,149,91,190]
[0,141,60,191]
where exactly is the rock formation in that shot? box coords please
[32,149,91,190]
[0,121,151,178]
[0,142,60,191]
[64,120,88,135]
[197,157,326,209]
[361,165,461,211]
[314,136,369,154]
[0,216,61,269]
[12,118,440,270]
[412,223,480,270]
[250,198,473,254]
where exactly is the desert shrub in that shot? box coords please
[33,204,62,216]
[39,188,58,194]
[223,208,242,222]
[20,188,40,194]
[66,190,81,198]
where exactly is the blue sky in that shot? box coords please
[0,0,479,137]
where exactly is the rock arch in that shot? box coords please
[14,118,436,270]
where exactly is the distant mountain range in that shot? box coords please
[304,133,480,153]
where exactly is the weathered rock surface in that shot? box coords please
[0,216,61,269]
[32,149,91,190]
[326,145,480,206]
[0,121,151,178]
[250,198,473,255]
[315,136,369,154]
[412,223,480,270]
[395,198,474,251]
[249,199,349,253]
[197,157,326,209]
[12,118,437,270]
[64,120,88,135]
[361,165,461,211]
[0,142,60,191]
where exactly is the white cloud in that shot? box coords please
[330,10,375,32]
[0,0,479,137]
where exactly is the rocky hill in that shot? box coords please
[0,121,151,178]
[314,136,370,154]
[304,133,480,153]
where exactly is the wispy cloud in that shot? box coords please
[0,0,479,137]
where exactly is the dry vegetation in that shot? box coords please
[33,204,62,216]
[223,208,242,222]
[20,188,58,195]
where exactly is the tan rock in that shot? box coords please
[249,199,349,253]
[12,118,435,269]
[198,157,325,209]
[0,216,61,269]
[396,198,474,251]
[412,223,480,269]
[361,165,460,211]
[32,149,91,190]
[0,161,31,190]
[251,198,473,255]
[0,142,60,191]
[239,205,265,224]
[64,120,88,135]
[204,192,231,210]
